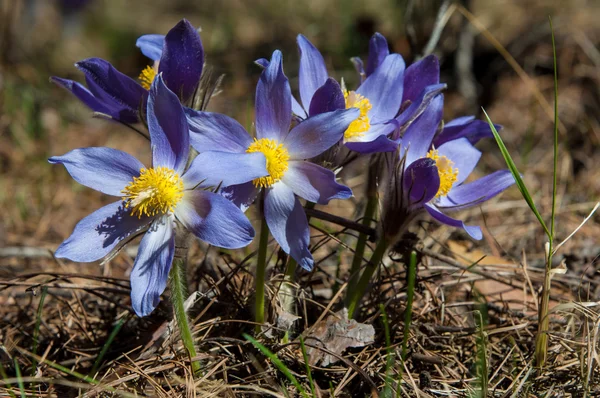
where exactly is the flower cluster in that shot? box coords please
[51,19,514,317]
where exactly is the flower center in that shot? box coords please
[122,167,184,218]
[138,65,157,90]
[426,149,458,198]
[343,90,372,141]
[246,138,289,188]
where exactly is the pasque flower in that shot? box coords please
[186,50,359,270]
[282,33,445,154]
[50,75,267,316]
[51,19,203,123]
[382,95,515,242]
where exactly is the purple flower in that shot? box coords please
[52,19,204,123]
[292,33,445,154]
[382,95,515,241]
[50,75,267,316]
[186,50,359,270]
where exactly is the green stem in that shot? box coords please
[255,213,269,334]
[401,251,417,361]
[347,237,388,318]
[346,168,378,306]
[170,256,201,375]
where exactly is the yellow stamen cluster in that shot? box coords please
[426,149,458,198]
[122,167,184,218]
[343,90,372,141]
[138,65,157,90]
[246,138,289,188]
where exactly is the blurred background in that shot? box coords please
[1,0,599,268]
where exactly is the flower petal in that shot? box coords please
[176,190,255,249]
[292,95,307,119]
[130,217,175,316]
[446,116,475,127]
[437,137,481,185]
[258,61,306,120]
[255,58,269,68]
[402,55,440,104]
[308,78,345,116]
[284,108,359,160]
[425,204,482,240]
[403,158,440,206]
[51,77,138,123]
[365,32,389,76]
[402,94,444,165]
[344,121,399,153]
[75,58,147,112]
[345,133,399,153]
[136,34,165,61]
[182,151,267,188]
[434,118,499,147]
[55,201,150,262]
[395,83,446,129]
[281,161,352,204]
[147,74,190,173]
[185,109,252,153]
[158,19,204,103]
[255,50,292,141]
[297,34,328,111]
[264,182,313,271]
[438,170,515,210]
[356,53,405,122]
[49,147,142,196]
[350,56,366,84]
[220,181,260,212]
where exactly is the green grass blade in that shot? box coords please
[89,316,126,377]
[299,337,315,398]
[31,286,48,376]
[18,347,140,397]
[19,348,99,385]
[549,16,559,241]
[379,304,394,397]
[482,108,551,238]
[13,359,25,398]
[243,334,309,398]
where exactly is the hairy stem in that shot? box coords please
[169,234,201,375]
[255,211,270,334]
[347,237,388,318]
[280,258,297,314]
[346,166,379,307]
